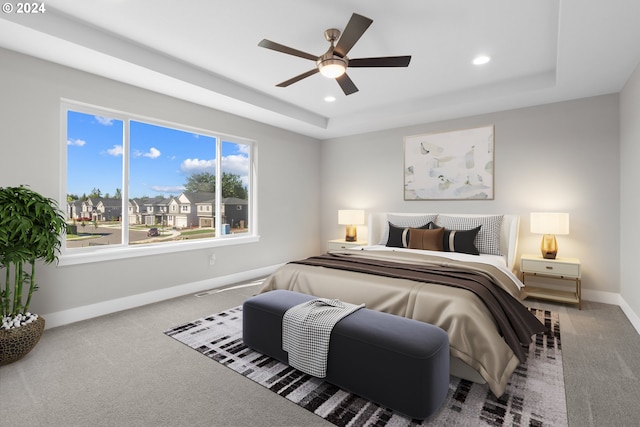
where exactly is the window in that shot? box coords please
[63,101,256,262]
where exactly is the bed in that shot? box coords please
[259,212,545,397]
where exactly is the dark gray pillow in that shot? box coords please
[386,222,432,248]
[430,224,481,255]
[435,215,503,255]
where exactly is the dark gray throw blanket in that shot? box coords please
[291,253,546,362]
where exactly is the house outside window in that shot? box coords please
[62,101,256,264]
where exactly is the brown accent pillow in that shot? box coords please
[408,227,444,251]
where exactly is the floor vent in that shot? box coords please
[194,279,266,297]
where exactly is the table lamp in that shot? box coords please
[338,209,365,242]
[530,212,570,259]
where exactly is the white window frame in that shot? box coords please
[59,99,258,266]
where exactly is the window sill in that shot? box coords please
[58,235,260,266]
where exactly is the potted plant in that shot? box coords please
[0,185,67,365]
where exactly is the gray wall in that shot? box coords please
[0,48,322,317]
[2,44,638,328]
[321,94,620,298]
[620,62,640,317]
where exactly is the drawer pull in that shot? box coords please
[545,266,553,270]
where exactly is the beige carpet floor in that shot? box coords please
[1,280,639,426]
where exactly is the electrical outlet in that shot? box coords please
[209,253,216,265]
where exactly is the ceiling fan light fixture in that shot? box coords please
[318,57,347,78]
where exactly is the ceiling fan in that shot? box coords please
[258,13,412,96]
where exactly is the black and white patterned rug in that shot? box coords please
[165,306,567,426]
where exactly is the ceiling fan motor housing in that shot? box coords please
[324,28,341,43]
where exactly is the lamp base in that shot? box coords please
[540,234,558,259]
[345,225,357,242]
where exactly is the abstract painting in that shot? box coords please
[404,125,494,200]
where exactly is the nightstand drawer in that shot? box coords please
[521,258,580,278]
[327,239,367,251]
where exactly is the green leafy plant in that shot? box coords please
[0,186,66,324]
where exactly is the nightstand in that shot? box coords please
[327,239,367,251]
[520,254,581,309]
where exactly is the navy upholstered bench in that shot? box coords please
[242,289,450,420]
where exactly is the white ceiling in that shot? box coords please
[1,0,639,139]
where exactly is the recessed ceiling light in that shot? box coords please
[472,55,491,65]
[324,96,336,102]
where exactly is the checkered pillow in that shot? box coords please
[435,215,504,255]
[387,213,438,228]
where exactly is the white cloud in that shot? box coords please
[181,158,216,174]
[236,144,250,155]
[67,138,86,147]
[94,116,114,126]
[180,155,250,186]
[132,147,161,159]
[107,145,123,156]
[222,154,250,187]
[143,147,161,159]
[222,154,249,176]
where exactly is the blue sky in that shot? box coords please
[67,111,249,199]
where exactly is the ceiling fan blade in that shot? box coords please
[336,73,359,95]
[258,39,318,61]
[276,69,319,87]
[334,13,373,58]
[348,56,412,67]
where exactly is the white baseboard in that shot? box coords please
[581,289,640,335]
[618,296,640,336]
[42,264,283,329]
[42,267,640,337]
[582,288,621,305]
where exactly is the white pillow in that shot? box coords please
[435,215,504,255]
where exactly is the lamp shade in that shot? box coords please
[530,212,570,235]
[338,210,365,225]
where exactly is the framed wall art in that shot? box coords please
[404,125,494,200]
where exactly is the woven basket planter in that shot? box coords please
[0,316,45,365]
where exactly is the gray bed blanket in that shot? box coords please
[291,252,545,362]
